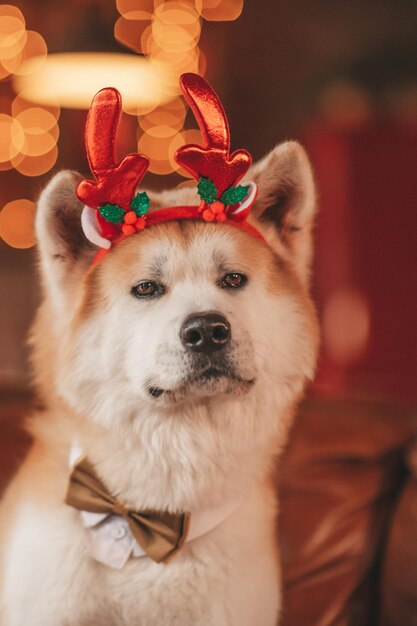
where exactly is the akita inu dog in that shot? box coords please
[0,74,318,626]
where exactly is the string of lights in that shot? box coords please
[0,0,244,248]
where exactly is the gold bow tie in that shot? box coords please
[65,458,190,564]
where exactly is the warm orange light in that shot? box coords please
[0,4,25,23]
[116,0,154,20]
[0,159,14,171]
[16,107,58,132]
[153,0,203,10]
[0,114,25,162]
[0,15,26,59]
[3,30,47,75]
[140,23,153,55]
[0,9,27,79]
[139,98,186,132]
[12,92,60,121]
[0,7,62,182]
[200,0,243,21]
[148,45,194,67]
[0,63,10,79]
[198,47,206,74]
[114,16,150,53]
[151,46,200,76]
[14,53,171,110]
[147,158,178,175]
[138,130,175,161]
[124,100,159,117]
[163,96,187,115]
[154,2,201,34]
[150,2,201,55]
[200,0,221,7]
[152,23,199,53]
[140,110,183,130]
[15,107,58,157]
[146,124,179,138]
[323,287,370,365]
[169,128,201,176]
[137,125,201,176]
[0,199,36,249]
[11,144,58,177]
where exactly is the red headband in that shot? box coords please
[77,73,264,264]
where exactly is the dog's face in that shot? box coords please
[33,141,318,440]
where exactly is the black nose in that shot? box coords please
[180,312,231,354]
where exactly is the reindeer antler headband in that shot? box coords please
[77,73,262,262]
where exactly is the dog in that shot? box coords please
[0,79,318,626]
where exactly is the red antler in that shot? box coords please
[77,88,149,239]
[175,73,251,196]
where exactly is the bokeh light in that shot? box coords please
[0,5,26,79]
[200,0,243,21]
[3,30,47,76]
[323,287,371,365]
[138,129,175,161]
[0,114,25,162]
[169,128,202,176]
[139,97,186,132]
[0,0,247,259]
[0,16,26,60]
[15,107,59,157]
[0,199,36,248]
[11,144,58,177]
[12,92,60,122]
[127,0,243,174]
[319,81,371,128]
[114,16,150,53]
[116,0,154,20]
[0,5,60,186]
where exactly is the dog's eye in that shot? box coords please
[221,272,248,289]
[132,281,165,299]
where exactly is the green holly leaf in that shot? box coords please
[130,192,150,217]
[197,176,218,204]
[98,203,125,224]
[220,185,250,206]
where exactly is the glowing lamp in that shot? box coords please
[12,52,171,111]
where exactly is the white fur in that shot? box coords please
[81,205,111,249]
[0,141,318,626]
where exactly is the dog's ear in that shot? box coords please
[36,170,96,310]
[248,141,316,286]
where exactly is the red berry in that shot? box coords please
[122,224,135,235]
[124,211,137,225]
[211,201,225,215]
[202,208,215,222]
[216,212,227,222]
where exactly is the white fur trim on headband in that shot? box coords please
[230,181,257,216]
[81,205,111,249]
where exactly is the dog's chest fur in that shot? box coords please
[0,138,319,626]
[3,442,281,626]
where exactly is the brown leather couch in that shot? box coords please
[279,397,417,626]
[1,392,416,625]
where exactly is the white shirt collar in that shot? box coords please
[69,441,246,569]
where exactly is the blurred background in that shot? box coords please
[0,0,416,403]
[0,2,416,625]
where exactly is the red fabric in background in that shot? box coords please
[305,121,417,403]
